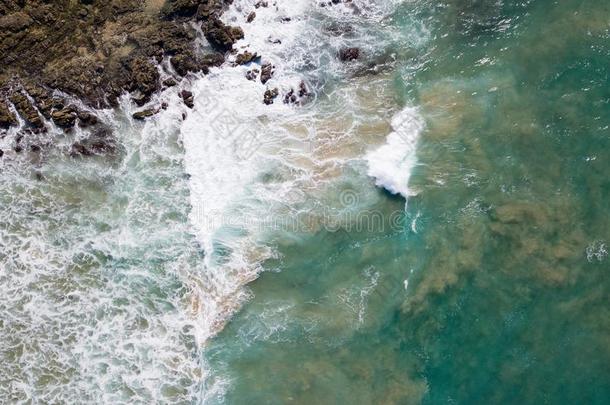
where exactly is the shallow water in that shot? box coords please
[1,0,608,403]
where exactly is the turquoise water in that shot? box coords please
[204,0,610,403]
[0,0,608,403]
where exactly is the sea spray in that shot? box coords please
[366,106,424,198]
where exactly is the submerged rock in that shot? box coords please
[70,128,116,157]
[339,47,360,62]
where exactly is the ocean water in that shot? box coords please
[0,0,608,403]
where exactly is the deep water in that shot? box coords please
[204,0,610,403]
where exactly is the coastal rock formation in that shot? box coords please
[0,0,232,133]
[202,17,245,52]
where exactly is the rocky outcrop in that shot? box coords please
[235,51,258,65]
[51,107,78,128]
[0,0,231,123]
[132,108,158,120]
[202,18,244,52]
[263,88,279,105]
[0,99,17,129]
[181,90,195,109]
[260,63,274,84]
[9,92,43,129]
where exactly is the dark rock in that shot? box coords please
[260,63,274,84]
[77,111,98,127]
[23,83,54,118]
[235,51,258,65]
[255,1,269,8]
[0,149,3,158]
[0,100,17,129]
[171,50,212,76]
[339,47,360,62]
[263,88,279,105]
[162,0,202,19]
[247,12,256,23]
[132,108,158,120]
[246,69,260,81]
[284,89,297,104]
[201,52,225,67]
[51,107,77,128]
[129,57,160,99]
[181,90,194,108]
[9,92,44,129]
[163,78,178,87]
[202,18,244,52]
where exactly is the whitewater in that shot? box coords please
[0,0,427,403]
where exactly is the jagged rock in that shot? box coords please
[263,88,279,105]
[0,0,231,124]
[0,100,17,129]
[246,68,260,81]
[181,90,194,108]
[339,47,360,62]
[202,18,244,52]
[77,111,98,127]
[9,92,44,129]
[260,63,274,84]
[255,1,269,8]
[235,51,258,65]
[0,12,33,33]
[284,89,297,104]
[23,83,54,118]
[247,12,256,23]
[129,57,160,100]
[201,52,225,68]
[132,108,158,120]
[51,107,77,128]
[163,78,178,87]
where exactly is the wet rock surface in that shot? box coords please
[0,0,228,128]
[339,47,361,62]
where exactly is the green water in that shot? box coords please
[205,0,610,403]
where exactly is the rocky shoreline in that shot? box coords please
[0,0,248,152]
[0,0,361,158]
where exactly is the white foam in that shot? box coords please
[366,107,424,198]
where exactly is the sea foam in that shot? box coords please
[366,107,424,198]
